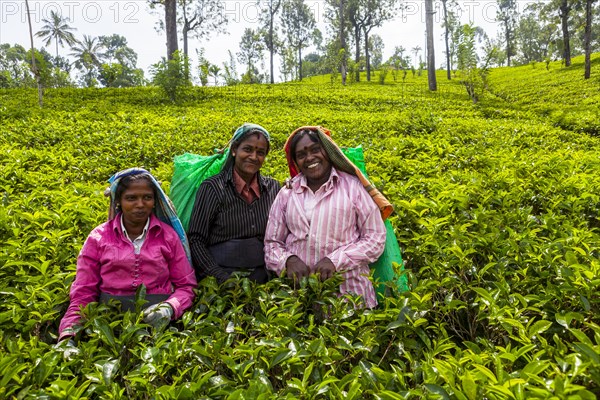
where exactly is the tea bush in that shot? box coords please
[0,54,599,398]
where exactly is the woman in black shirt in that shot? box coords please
[188,123,280,283]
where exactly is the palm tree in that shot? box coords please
[208,64,221,86]
[411,45,422,68]
[70,35,104,87]
[35,10,77,58]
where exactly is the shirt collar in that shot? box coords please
[225,163,268,191]
[294,167,339,193]
[120,214,150,241]
[232,168,261,198]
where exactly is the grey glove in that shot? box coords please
[56,338,79,359]
[142,302,173,329]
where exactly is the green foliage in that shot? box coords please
[1,55,600,397]
[150,51,191,102]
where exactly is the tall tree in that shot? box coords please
[35,10,77,59]
[222,50,238,85]
[425,0,437,90]
[180,0,228,59]
[340,0,348,84]
[258,0,283,84]
[583,0,595,78]
[238,28,264,83]
[411,45,422,67]
[559,0,573,66]
[348,0,366,81]
[496,0,517,66]
[441,0,459,79]
[369,34,384,69]
[325,0,348,84]
[281,0,316,81]
[25,0,43,106]
[98,35,144,87]
[360,0,396,81]
[516,3,556,64]
[70,35,104,87]
[166,0,178,59]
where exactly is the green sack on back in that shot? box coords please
[170,150,229,231]
[341,146,409,298]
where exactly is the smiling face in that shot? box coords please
[232,133,269,183]
[119,179,155,229]
[293,134,332,192]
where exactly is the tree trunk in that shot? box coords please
[340,0,347,85]
[505,24,512,66]
[269,19,275,84]
[364,30,371,81]
[354,25,361,82]
[165,0,178,60]
[442,0,451,79]
[584,0,593,79]
[425,0,437,90]
[183,25,190,79]
[298,47,303,81]
[25,0,43,107]
[560,0,571,67]
[183,27,189,59]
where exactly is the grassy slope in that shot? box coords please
[0,54,599,397]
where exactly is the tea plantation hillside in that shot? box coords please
[1,54,599,398]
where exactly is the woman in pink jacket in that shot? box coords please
[58,168,196,343]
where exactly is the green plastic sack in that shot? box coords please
[170,150,229,231]
[341,146,409,298]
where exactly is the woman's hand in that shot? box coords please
[143,303,173,329]
[314,257,336,281]
[55,338,79,359]
[285,255,310,281]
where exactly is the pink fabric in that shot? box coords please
[59,214,197,339]
[264,168,385,308]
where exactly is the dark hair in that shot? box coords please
[115,174,156,206]
[290,129,320,163]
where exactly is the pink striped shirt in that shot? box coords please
[264,168,386,308]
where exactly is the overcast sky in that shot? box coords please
[0,0,513,82]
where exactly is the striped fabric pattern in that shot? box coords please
[188,164,280,283]
[265,168,386,308]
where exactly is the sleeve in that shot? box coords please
[325,182,386,272]
[264,188,295,276]
[164,231,197,319]
[188,180,230,283]
[58,231,102,340]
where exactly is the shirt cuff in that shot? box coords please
[58,328,76,342]
[165,298,180,319]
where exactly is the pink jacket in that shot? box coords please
[59,214,196,339]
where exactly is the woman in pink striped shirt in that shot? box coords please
[264,127,386,308]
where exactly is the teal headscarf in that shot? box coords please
[231,123,270,144]
[107,168,192,263]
